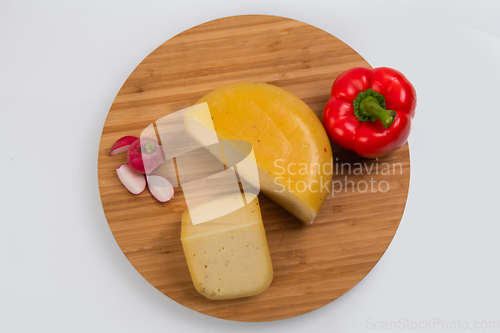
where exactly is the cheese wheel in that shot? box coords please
[190,82,332,224]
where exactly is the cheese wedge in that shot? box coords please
[181,194,273,300]
[188,82,333,224]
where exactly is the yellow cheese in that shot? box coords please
[189,82,333,224]
[181,194,273,300]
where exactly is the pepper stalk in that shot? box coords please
[353,88,396,128]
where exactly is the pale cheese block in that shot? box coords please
[188,82,333,224]
[181,194,273,300]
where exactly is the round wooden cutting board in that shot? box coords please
[98,15,410,322]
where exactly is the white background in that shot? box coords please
[1,0,499,332]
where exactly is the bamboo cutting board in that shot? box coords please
[98,15,410,321]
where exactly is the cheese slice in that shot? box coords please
[181,194,273,300]
[187,82,333,224]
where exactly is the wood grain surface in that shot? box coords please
[97,15,410,322]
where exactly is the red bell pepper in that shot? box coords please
[322,67,416,158]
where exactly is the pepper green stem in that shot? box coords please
[359,96,396,129]
[353,88,397,128]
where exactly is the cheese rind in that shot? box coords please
[191,82,333,224]
[181,194,273,300]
